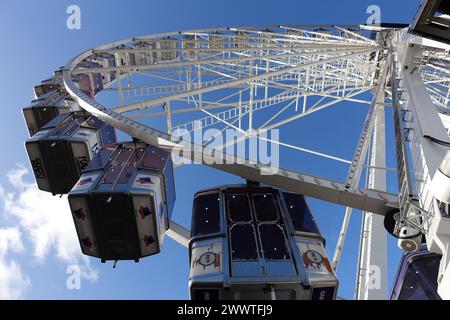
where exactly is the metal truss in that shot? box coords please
[60,25,418,300]
[388,29,450,299]
[64,25,399,216]
[389,32,450,235]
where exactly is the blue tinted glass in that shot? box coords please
[85,148,114,171]
[230,224,258,260]
[101,148,133,184]
[117,165,136,184]
[259,224,290,260]
[163,158,176,219]
[100,125,117,145]
[283,192,320,235]
[227,194,252,222]
[191,193,221,237]
[253,194,278,222]
[397,254,441,300]
[41,113,68,129]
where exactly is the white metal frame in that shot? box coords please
[55,24,450,299]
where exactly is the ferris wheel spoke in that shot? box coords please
[111,48,377,114]
[64,26,394,252]
[171,90,305,133]
[130,81,373,135]
[261,86,374,131]
[78,47,376,77]
[68,27,401,296]
[27,19,450,300]
[197,86,374,159]
[259,136,352,164]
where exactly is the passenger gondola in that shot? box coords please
[68,142,175,262]
[189,185,338,300]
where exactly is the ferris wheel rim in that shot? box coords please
[60,25,401,220]
[63,24,382,140]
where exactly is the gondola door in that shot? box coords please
[226,189,297,278]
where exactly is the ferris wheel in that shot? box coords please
[22,0,450,300]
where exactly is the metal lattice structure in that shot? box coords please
[64,26,399,215]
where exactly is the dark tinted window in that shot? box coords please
[100,125,117,145]
[102,165,121,184]
[140,146,169,171]
[41,113,68,129]
[64,123,81,136]
[192,289,220,301]
[117,165,135,184]
[115,148,134,164]
[34,107,58,130]
[227,194,252,222]
[230,224,258,260]
[438,200,450,218]
[102,148,133,184]
[283,192,320,235]
[259,224,290,260]
[50,118,75,137]
[163,159,176,218]
[253,194,278,222]
[397,255,442,300]
[130,148,146,165]
[85,148,115,171]
[191,193,221,237]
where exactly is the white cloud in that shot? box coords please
[0,164,99,298]
[0,227,30,299]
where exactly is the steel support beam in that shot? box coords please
[113,48,376,113]
[166,221,190,248]
[332,56,389,274]
[64,60,398,216]
[356,103,387,300]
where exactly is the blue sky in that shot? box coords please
[0,0,422,299]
